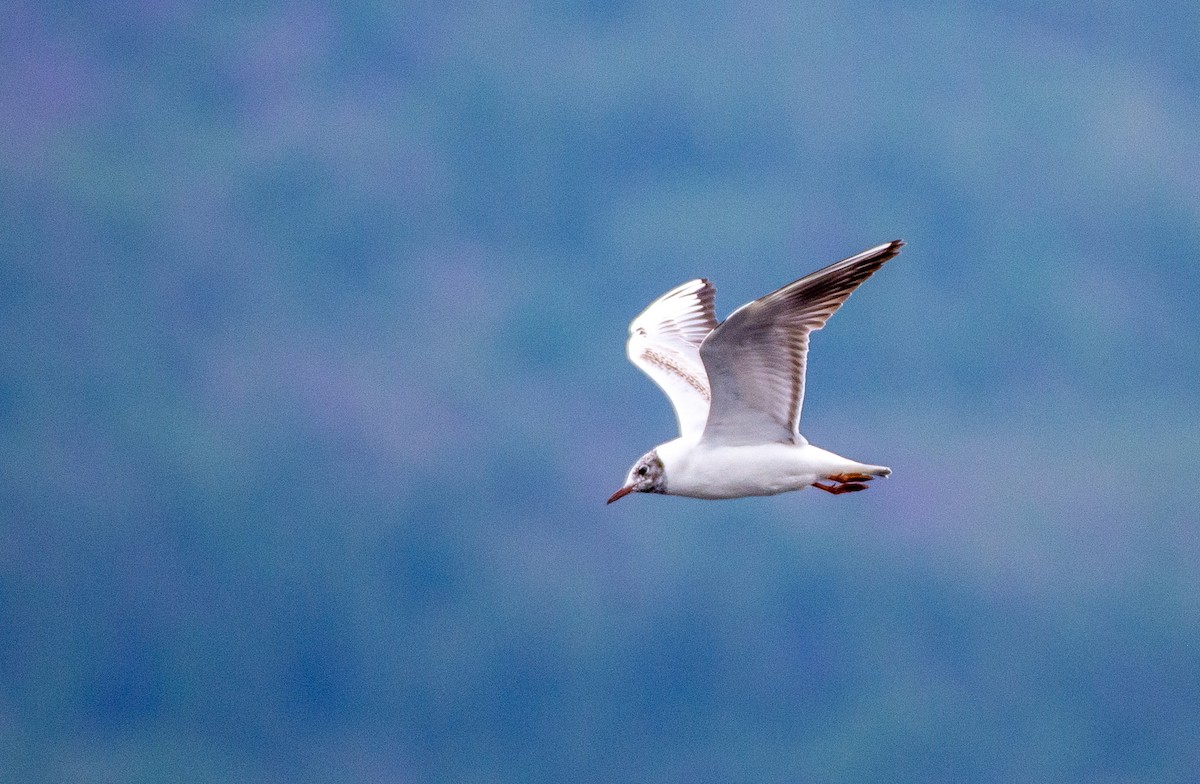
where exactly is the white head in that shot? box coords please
[607,449,666,504]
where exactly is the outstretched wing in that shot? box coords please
[626,278,719,439]
[698,240,902,447]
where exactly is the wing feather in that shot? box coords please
[698,240,902,446]
[626,279,719,438]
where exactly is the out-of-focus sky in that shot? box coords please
[3,1,1200,782]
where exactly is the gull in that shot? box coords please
[607,240,902,503]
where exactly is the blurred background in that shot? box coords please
[3,1,1200,781]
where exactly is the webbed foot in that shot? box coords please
[813,481,869,495]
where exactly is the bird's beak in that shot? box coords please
[606,484,634,504]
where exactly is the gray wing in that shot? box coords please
[627,278,720,439]
[698,240,902,447]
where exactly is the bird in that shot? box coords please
[607,240,902,503]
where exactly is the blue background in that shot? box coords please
[3,1,1200,781]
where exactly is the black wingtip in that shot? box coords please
[854,239,904,269]
[880,239,904,258]
[835,239,904,274]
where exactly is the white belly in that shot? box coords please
[657,438,884,500]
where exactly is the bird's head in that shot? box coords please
[607,449,666,504]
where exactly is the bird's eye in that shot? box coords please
[637,465,649,476]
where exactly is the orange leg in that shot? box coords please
[826,472,876,484]
[813,481,869,495]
